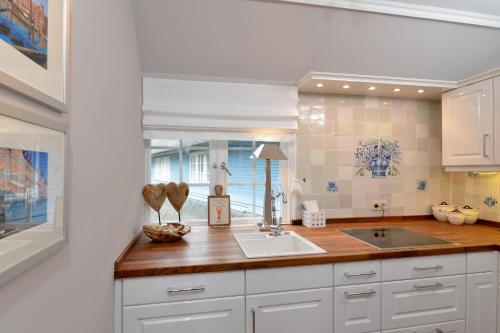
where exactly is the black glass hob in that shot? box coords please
[339,227,453,249]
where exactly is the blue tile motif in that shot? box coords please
[484,196,498,208]
[416,180,428,192]
[326,180,339,193]
[354,139,401,178]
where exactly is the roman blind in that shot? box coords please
[142,78,299,140]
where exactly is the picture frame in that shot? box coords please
[208,195,231,226]
[0,0,70,112]
[0,105,67,287]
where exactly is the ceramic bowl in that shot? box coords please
[447,211,466,225]
[457,206,480,224]
[432,202,456,221]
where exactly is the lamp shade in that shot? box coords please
[251,144,288,160]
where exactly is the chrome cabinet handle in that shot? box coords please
[251,307,257,333]
[484,134,489,158]
[413,265,443,271]
[344,289,377,298]
[167,285,205,294]
[344,270,376,277]
[411,329,445,333]
[413,282,444,290]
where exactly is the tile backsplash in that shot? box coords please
[450,172,500,222]
[296,93,451,219]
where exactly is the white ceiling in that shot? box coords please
[384,0,500,16]
[132,0,500,84]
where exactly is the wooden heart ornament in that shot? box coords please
[142,184,169,212]
[166,182,190,213]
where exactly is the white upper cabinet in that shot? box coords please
[495,77,500,165]
[442,79,494,166]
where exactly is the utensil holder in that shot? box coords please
[302,210,326,228]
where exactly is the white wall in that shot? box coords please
[0,0,144,332]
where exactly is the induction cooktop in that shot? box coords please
[339,227,453,249]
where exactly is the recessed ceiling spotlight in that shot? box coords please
[342,84,350,89]
[393,88,401,92]
[417,89,425,94]
[368,86,376,91]
[316,83,324,88]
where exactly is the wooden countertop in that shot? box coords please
[114,219,500,279]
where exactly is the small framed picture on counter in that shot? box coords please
[208,185,231,226]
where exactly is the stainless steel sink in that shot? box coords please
[234,231,326,259]
[339,227,453,249]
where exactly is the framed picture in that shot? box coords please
[0,110,67,286]
[0,0,70,112]
[208,195,231,226]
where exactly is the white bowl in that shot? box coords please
[447,211,466,225]
[432,202,456,221]
[458,206,480,224]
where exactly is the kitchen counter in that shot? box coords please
[114,218,500,279]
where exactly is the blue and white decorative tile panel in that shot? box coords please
[354,139,401,178]
[326,180,339,193]
[416,180,428,192]
[484,196,498,208]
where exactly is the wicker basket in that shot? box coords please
[143,223,191,242]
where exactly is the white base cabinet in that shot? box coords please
[334,283,380,333]
[381,275,466,330]
[246,288,333,333]
[123,296,244,333]
[466,272,497,333]
[115,252,500,333]
[382,320,465,333]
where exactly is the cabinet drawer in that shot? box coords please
[246,264,333,294]
[334,283,381,333]
[334,260,380,286]
[467,251,497,273]
[381,275,466,330]
[123,296,244,333]
[381,254,465,281]
[122,271,244,306]
[382,320,465,333]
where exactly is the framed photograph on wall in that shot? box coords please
[208,195,231,226]
[0,0,70,112]
[0,111,67,286]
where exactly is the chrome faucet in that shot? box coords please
[269,191,287,237]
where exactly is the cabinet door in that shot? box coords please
[123,296,244,333]
[494,77,500,165]
[467,272,497,333]
[442,79,494,166]
[381,275,465,330]
[247,288,333,333]
[335,283,380,333]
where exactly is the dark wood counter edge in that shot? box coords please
[114,229,143,271]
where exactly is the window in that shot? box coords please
[189,151,209,184]
[148,139,286,223]
[227,141,281,219]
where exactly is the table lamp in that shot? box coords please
[251,144,288,228]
